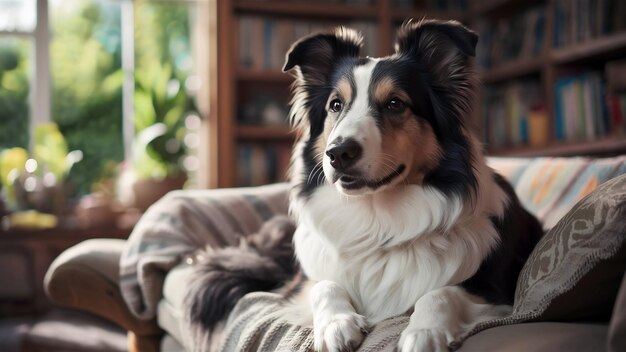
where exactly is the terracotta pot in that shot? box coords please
[131,174,187,211]
[75,193,116,229]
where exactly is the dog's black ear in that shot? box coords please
[394,19,478,120]
[395,19,477,58]
[283,27,362,85]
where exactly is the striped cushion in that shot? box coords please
[488,156,626,229]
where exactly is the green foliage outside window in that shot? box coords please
[0,0,197,198]
[132,2,197,180]
[50,1,124,195]
[0,39,30,151]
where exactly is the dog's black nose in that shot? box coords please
[326,139,362,170]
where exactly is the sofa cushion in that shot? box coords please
[159,263,196,345]
[160,261,225,351]
[458,322,607,352]
[488,156,626,229]
[161,333,184,352]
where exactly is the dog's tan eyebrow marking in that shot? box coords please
[372,77,411,106]
[335,78,352,103]
[372,76,396,103]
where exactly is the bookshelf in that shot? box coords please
[481,57,543,83]
[476,0,626,156]
[203,0,626,189]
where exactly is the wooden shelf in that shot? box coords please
[238,69,293,83]
[472,0,512,14]
[237,125,295,141]
[488,136,626,157]
[234,1,377,19]
[391,9,466,22]
[481,56,544,83]
[552,32,626,64]
[472,0,543,16]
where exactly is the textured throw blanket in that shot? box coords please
[119,183,290,321]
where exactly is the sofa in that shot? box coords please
[44,156,626,352]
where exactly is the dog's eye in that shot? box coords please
[386,98,405,112]
[329,99,343,113]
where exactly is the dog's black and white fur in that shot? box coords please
[186,19,543,352]
[281,20,543,351]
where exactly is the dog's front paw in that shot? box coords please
[397,327,454,352]
[313,312,368,352]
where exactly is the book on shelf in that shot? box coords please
[239,16,378,72]
[606,62,626,134]
[553,71,622,142]
[239,94,290,126]
[237,143,292,186]
[528,106,550,147]
[607,93,626,135]
[553,0,626,48]
[606,59,626,94]
[475,5,546,70]
[482,79,544,148]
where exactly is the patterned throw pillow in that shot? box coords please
[514,173,626,322]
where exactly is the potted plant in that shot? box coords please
[0,123,82,229]
[117,61,195,211]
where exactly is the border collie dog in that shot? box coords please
[281,20,543,351]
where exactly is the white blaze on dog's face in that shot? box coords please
[318,59,442,196]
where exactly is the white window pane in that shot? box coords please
[0,0,36,32]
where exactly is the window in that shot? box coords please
[1,0,205,206]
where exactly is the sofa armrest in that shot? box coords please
[44,239,161,336]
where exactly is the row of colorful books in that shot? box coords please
[475,5,546,70]
[553,0,626,48]
[237,143,292,186]
[483,72,625,148]
[555,72,605,141]
[238,17,378,71]
[482,79,545,148]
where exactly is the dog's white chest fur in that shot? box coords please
[293,184,501,324]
